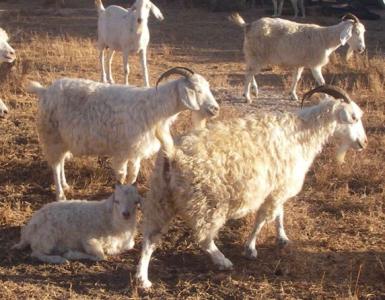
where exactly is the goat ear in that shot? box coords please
[178,83,200,111]
[150,2,164,20]
[340,23,353,46]
[337,107,353,124]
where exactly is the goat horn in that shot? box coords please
[342,13,359,24]
[156,67,194,88]
[301,85,352,108]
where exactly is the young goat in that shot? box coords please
[136,85,367,288]
[27,67,219,200]
[13,184,140,264]
[229,13,365,102]
[95,0,164,86]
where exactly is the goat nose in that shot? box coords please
[122,211,130,219]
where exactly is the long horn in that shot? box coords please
[342,13,359,24]
[301,85,352,108]
[156,67,194,88]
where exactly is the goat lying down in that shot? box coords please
[136,85,367,288]
[13,184,141,264]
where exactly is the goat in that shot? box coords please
[0,28,16,119]
[135,85,367,288]
[27,67,219,200]
[229,13,366,102]
[13,184,141,264]
[95,0,164,86]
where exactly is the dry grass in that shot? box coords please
[0,2,384,299]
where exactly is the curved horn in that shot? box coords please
[342,13,359,24]
[301,85,352,108]
[156,67,194,88]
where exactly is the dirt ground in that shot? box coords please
[0,1,384,299]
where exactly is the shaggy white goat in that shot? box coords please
[0,28,16,118]
[95,0,164,86]
[136,85,367,288]
[272,0,305,18]
[229,13,366,102]
[13,184,141,264]
[27,67,219,201]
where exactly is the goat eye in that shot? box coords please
[352,115,357,121]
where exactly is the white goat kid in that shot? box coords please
[27,67,219,201]
[96,0,164,86]
[229,13,366,103]
[13,184,141,264]
[136,85,367,288]
[272,0,305,18]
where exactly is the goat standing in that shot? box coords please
[95,0,164,86]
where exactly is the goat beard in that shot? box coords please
[346,46,354,60]
[335,144,349,164]
[191,111,207,130]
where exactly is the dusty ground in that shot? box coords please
[0,1,384,298]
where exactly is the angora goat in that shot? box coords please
[136,85,367,288]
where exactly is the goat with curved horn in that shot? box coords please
[156,67,195,88]
[342,13,360,24]
[301,85,352,108]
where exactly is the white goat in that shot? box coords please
[272,0,305,18]
[136,85,367,288]
[27,67,219,201]
[229,13,366,102]
[95,0,164,86]
[0,27,16,118]
[0,99,8,118]
[13,184,141,264]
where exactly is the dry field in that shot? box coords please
[0,1,384,298]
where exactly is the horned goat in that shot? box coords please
[272,0,305,18]
[95,0,164,86]
[136,85,367,288]
[13,184,141,264]
[0,27,16,118]
[229,13,366,102]
[27,67,219,201]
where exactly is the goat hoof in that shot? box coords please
[136,275,152,289]
[217,258,233,270]
[57,194,67,201]
[276,237,291,248]
[289,93,298,101]
[243,247,258,260]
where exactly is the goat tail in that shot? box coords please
[95,0,105,14]
[155,125,176,185]
[26,81,46,97]
[228,13,247,28]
